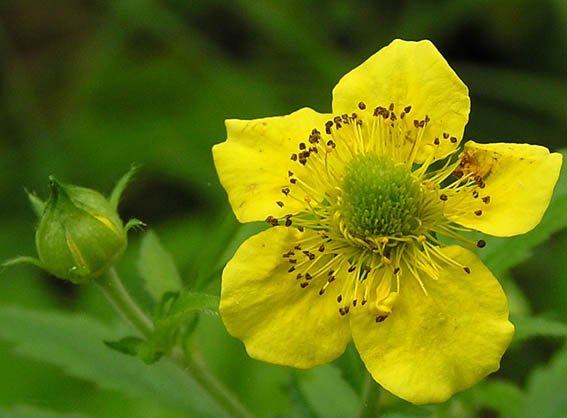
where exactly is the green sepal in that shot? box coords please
[125,218,145,233]
[3,256,43,268]
[109,164,140,210]
[25,189,45,217]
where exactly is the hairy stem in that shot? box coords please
[97,268,256,418]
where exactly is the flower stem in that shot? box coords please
[97,268,154,338]
[96,268,255,418]
[359,373,382,418]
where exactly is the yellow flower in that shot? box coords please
[212,39,563,404]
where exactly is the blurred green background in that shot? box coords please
[0,1,565,417]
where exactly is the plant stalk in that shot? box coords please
[96,268,255,418]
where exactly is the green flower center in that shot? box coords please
[341,154,422,238]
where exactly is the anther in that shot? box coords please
[290,178,297,184]
[276,201,284,208]
[475,210,483,216]
[413,120,420,128]
[318,244,325,252]
[482,196,491,204]
[288,170,294,177]
[319,289,325,295]
[291,153,297,161]
[364,265,371,273]
[265,216,273,223]
[305,273,312,280]
[358,101,366,110]
[472,190,479,198]
[300,282,309,288]
[325,120,333,135]
[337,295,342,303]
[450,136,457,143]
[299,142,306,150]
[464,267,471,274]
[376,315,387,323]
[296,273,303,280]
[270,219,279,226]
[440,194,448,201]
[285,218,292,227]
[443,133,449,139]
[353,299,357,307]
[328,276,335,282]
[348,265,356,273]
[393,267,400,274]
[477,240,486,248]
[383,256,391,264]
[298,226,304,232]
[404,105,412,113]
[282,187,290,196]
[425,114,430,123]
[434,137,440,145]
[288,266,295,272]
[289,259,296,264]
[328,270,334,276]
[417,235,426,243]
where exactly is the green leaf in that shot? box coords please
[0,305,226,418]
[138,230,183,302]
[0,405,93,418]
[480,150,567,277]
[297,364,359,418]
[511,314,567,344]
[104,336,145,356]
[288,373,320,418]
[526,347,567,418]
[461,379,525,418]
[140,291,219,362]
[333,343,366,394]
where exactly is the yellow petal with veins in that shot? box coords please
[332,39,470,162]
[220,226,351,368]
[350,246,514,405]
[213,108,330,223]
[448,141,563,237]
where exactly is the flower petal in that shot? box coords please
[220,226,351,368]
[332,39,470,161]
[448,141,563,237]
[213,108,330,223]
[350,246,514,405]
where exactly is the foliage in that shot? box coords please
[0,0,565,417]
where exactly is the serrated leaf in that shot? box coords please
[104,336,144,356]
[512,314,567,343]
[138,230,183,302]
[480,150,567,277]
[141,291,219,362]
[526,347,567,418]
[155,291,218,330]
[0,405,93,418]
[0,305,226,418]
[297,364,359,418]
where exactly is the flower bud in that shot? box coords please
[35,176,128,284]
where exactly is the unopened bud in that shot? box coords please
[34,177,128,283]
